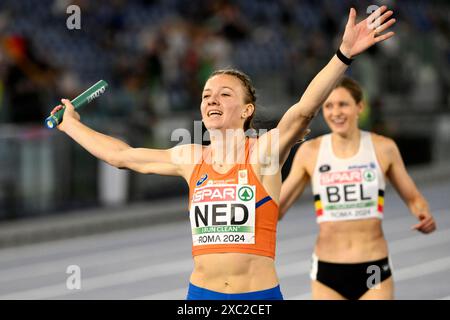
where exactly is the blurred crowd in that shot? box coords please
[0,0,448,217]
[0,0,448,130]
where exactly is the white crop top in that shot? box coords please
[311,131,385,223]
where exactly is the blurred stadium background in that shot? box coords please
[0,0,449,300]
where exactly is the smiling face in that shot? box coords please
[201,73,254,132]
[323,86,363,136]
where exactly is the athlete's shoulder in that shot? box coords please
[171,143,206,165]
[171,143,207,155]
[293,136,323,167]
[369,132,400,163]
[172,143,204,150]
[369,132,397,150]
[300,135,323,153]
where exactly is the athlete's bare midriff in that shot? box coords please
[315,218,389,263]
[190,253,279,293]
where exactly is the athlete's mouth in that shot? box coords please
[330,118,346,125]
[207,110,223,117]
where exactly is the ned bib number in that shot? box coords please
[190,184,256,245]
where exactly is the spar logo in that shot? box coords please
[320,170,362,185]
[238,186,254,201]
[192,185,236,203]
[363,169,376,182]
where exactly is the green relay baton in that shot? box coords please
[45,80,109,129]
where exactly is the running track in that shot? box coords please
[0,180,448,300]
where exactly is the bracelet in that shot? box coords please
[336,48,354,65]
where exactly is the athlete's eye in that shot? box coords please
[203,95,210,99]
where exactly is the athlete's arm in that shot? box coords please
[274,6,395,164]
[54,99,198,178]
[384,138,436,234]
[279,142,314,220]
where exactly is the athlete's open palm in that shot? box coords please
[341,6,396,57]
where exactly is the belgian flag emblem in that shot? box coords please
[314,194,323,217]
[378,189,385,213]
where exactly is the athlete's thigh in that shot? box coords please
[311,280,346,300]
[359,276,394,300]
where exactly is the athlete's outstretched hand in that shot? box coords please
[412,212,436,234]
[340,6,396,58]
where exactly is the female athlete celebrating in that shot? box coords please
[52,7,396,299]
[280,76,436,300]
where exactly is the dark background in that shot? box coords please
[0,0,448,220]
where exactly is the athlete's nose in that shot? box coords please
[207,96,219,106]
[330,104,342,117]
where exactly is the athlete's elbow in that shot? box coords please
[105,154,126,169]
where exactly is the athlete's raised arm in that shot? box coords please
[274,6,396,165]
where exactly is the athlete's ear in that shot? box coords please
[357,101,364,116]
[242,103,255,119]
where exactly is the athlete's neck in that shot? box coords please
[331,128,361,158]
[208,129,246,165]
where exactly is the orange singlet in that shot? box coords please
[188,138,278,258]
